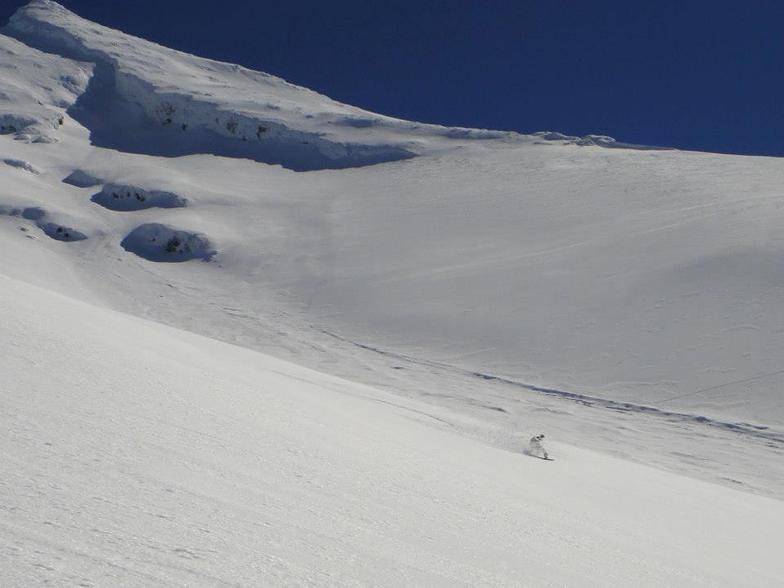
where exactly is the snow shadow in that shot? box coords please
[66,64,414,172]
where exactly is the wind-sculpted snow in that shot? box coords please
[3,1,420,170]
[0,32,90,143]
[63,62,416,170]
[533,131,670,150]
[121,223,214,262]
[2,2,660,169]
[92,183,188,211]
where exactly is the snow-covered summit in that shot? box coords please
[2,0,526,169]
[2,1,656,169]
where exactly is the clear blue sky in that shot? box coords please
[2,0,783,156]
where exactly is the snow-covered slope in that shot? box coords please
[3,0,528,170]
[1,2,783,583]
[3,273,782,587]
[3,0,781,428]
[0,30,90,142]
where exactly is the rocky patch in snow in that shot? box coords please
[121,223,214,262]
[92,183,187,211]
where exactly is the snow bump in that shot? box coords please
[62,169,103,187]
[3,158,41,174]
[39,221,87,242]
[121,223,215,262]
[92,183,188,211]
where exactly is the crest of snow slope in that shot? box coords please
[0,31,91,142]
[1,272,782,587]
[3,0,535,170]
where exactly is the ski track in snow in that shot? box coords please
[320,329,784,445]
[3,273,784,588]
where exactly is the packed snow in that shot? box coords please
[1,1,783,586]
[2,274,782,587]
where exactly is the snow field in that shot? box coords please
[2,273,781,587]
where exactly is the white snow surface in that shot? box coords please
[0,30,90,142]
[2,273,782,587]
[1,1,784,585]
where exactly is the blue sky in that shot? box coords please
[2,0,783,156]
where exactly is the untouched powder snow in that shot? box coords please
[2,273,782,587]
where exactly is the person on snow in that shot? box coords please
[529,433,549,459]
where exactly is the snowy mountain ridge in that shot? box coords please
[3,0,497,169]
[2,0,657,169]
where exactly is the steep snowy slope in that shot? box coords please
[301,146,784,426]
[0,30,90,142]
[4,0,529,170]
[0,0,782,511]
[2,273,782,587]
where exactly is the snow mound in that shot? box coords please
[39,221,87,241]
[0,30,90,143]
[121,223,214,262]
[92,183,188,211]
[0,204,43,220]
[62,169,102,187]
[0,204,87,241]
[3,158,40,174]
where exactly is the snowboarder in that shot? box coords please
[529,433,549,460]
